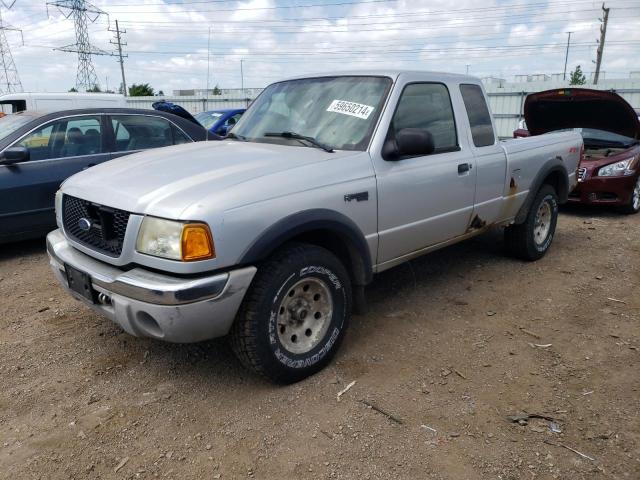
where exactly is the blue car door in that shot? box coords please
[0,114,109,241]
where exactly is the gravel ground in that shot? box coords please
[1,205,639,480]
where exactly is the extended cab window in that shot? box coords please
[111,115,178,151]
[391,83,458,154]
[460,84,495,147]
[15,115,103,161]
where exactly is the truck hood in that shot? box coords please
[61,141,360,218]
[524,88,640,139]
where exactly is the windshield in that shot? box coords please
[194,111,224,130]
[232,76,391,151]
[0,112,37,141]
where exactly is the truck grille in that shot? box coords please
[62,195,130,257]
[577,167,587,182]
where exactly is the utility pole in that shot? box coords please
[563,31,572,81]
[47,0,109,91]
[109,19,127,96]
[593,3,609,85]
[206,25,211,95]
[465,64,470,75]
[0,1,23,94]
[240,58,244,93]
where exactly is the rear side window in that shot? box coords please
[391,83,458,153]
[111,115,176,152]
[173,125,191,144]
[460,84,495,147]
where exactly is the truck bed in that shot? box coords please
[498,131,582,222]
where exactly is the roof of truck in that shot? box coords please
[280,70,481,83]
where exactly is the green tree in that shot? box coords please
[87,84,102,93]
[128,83,155,96]
[212,84,222,95]
[569,65,586,85]
[68,87,78,92]
[157,90,165,96]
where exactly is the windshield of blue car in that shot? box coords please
[231,76,392,151]
[0,112,39,141]
[194,111,224,129]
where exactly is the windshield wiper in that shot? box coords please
[264,131,334,153]
[226,132,247,141]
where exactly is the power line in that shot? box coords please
[87,0,640,14]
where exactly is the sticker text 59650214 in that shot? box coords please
[326,100,375,120]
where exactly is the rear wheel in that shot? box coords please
[230,243,351,383]
[620,176,640,214]
[505,184,559,261]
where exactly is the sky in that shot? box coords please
[3,0,640,93]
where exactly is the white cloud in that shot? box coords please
[1,0,638,93]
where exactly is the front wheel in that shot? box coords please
[505,184,559,261]
[230,243,352,383]
[620,176,640,214]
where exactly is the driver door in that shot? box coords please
[373,82,477,264]
[0,115,108,240]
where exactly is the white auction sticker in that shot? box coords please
[326,99,375,120]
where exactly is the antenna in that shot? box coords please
[47,0,109,92]
[0,0,23,93]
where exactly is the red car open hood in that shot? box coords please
[524,88,640,139]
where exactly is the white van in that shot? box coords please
[0,92,126,114]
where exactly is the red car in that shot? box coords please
[516,88,640,214]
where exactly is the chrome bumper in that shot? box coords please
[46,229,256,343]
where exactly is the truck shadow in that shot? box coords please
[0,237,46,262]
[560,203,624,219]
[363,227,507,313]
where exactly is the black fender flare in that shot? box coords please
[239,209,373,285]
[514,157,569,224]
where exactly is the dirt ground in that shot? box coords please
[1,205,638,480]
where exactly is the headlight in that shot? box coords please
[136,217,215,261]
[597,157,635,177]
[55,190,63,226]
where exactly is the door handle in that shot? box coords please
[458,163,471,174]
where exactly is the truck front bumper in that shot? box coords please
[46,229,256,343]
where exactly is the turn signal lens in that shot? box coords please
[181,223,215,261]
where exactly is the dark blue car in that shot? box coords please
[0,108,207,244]
[194,108,245,136]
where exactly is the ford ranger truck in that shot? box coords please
[46,71,582,383]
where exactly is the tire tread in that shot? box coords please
[230,243,350,383]
[504,184,558,261]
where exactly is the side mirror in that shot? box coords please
[383,128,435,160]
[0,146,29,165]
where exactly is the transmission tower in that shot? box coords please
[47,0,109,91]
[0,1,23,94]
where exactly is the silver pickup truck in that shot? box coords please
[47,71,582,383]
